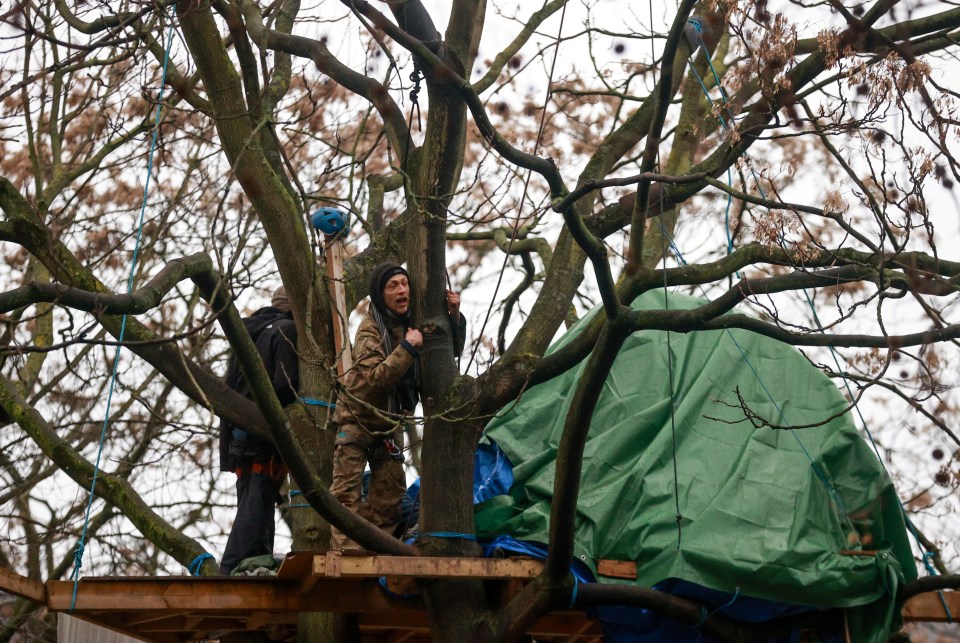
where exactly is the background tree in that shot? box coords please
[1,0,959,641]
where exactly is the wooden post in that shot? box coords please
[0,566,46,603]
[325,236,352,377]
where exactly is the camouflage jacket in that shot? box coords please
[333,312,414,434]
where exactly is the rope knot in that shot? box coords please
[189,552,215,576]
[684,17,705,51]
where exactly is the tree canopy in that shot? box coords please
[1,0,959,640]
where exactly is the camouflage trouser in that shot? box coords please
[329,424,406,550]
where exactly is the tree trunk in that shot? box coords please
[288,342,358,642]
[404,71,492,637]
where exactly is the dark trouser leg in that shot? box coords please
[221,468,280,575]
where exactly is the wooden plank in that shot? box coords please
[596,559,637,580]
[46,575,607,642]
[0,567,46,604]
[49,577,333,612]
[324,550,343,577]
[358,609,602,639]
[528,612,604,638]
[312,553,543,580]
[903,591,960,622]
[361,613,430,631]
[123,610,193,627]
[276,550,317,581]
[49,575,428,616]
[326,239,353,378]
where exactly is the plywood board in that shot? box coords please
[312,553,543,579]
[596,559,638,580]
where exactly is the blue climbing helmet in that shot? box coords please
[311,207,349,237]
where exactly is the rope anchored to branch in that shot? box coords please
[70,16,176,611]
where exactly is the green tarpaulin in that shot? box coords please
[475,291,917,641]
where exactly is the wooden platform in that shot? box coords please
[1,554,957,642]
[38,553,601,642]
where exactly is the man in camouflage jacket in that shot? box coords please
[330,262,465,549]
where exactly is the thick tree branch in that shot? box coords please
[522,242,960,398]
[0,253,214,315]
[239,0,409,156]
[697,314,960,349]
[0,375,210,574]
[575,583,750,642]
[627,0,698,274]
[472,0,566,94]
[900,574,960,599]
[177,0,321,334]
[544,322,629,580]
[0,177,270,438]
[794,7,960,55]
[344,0,568,197]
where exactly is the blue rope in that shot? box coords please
[689,43,821,424]
[422,531,477,541]
[684,29,948,597]
[672,32,855,519]
[69,19,176,612]
[188,553,214,576]
[921,552,954,622]
[800,290,953,616]
[708,586,740,620]
[696,605,709,627]
[648,214,851,516]
[287,489,310,508]
[696,586,741,628]
[687,26,765,279]
[568,578,579,609]
[300,396,335,409]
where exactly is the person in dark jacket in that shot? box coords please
[218,287,298,574]
[329,262,465,550]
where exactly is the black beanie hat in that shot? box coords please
[368,262,409,316]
